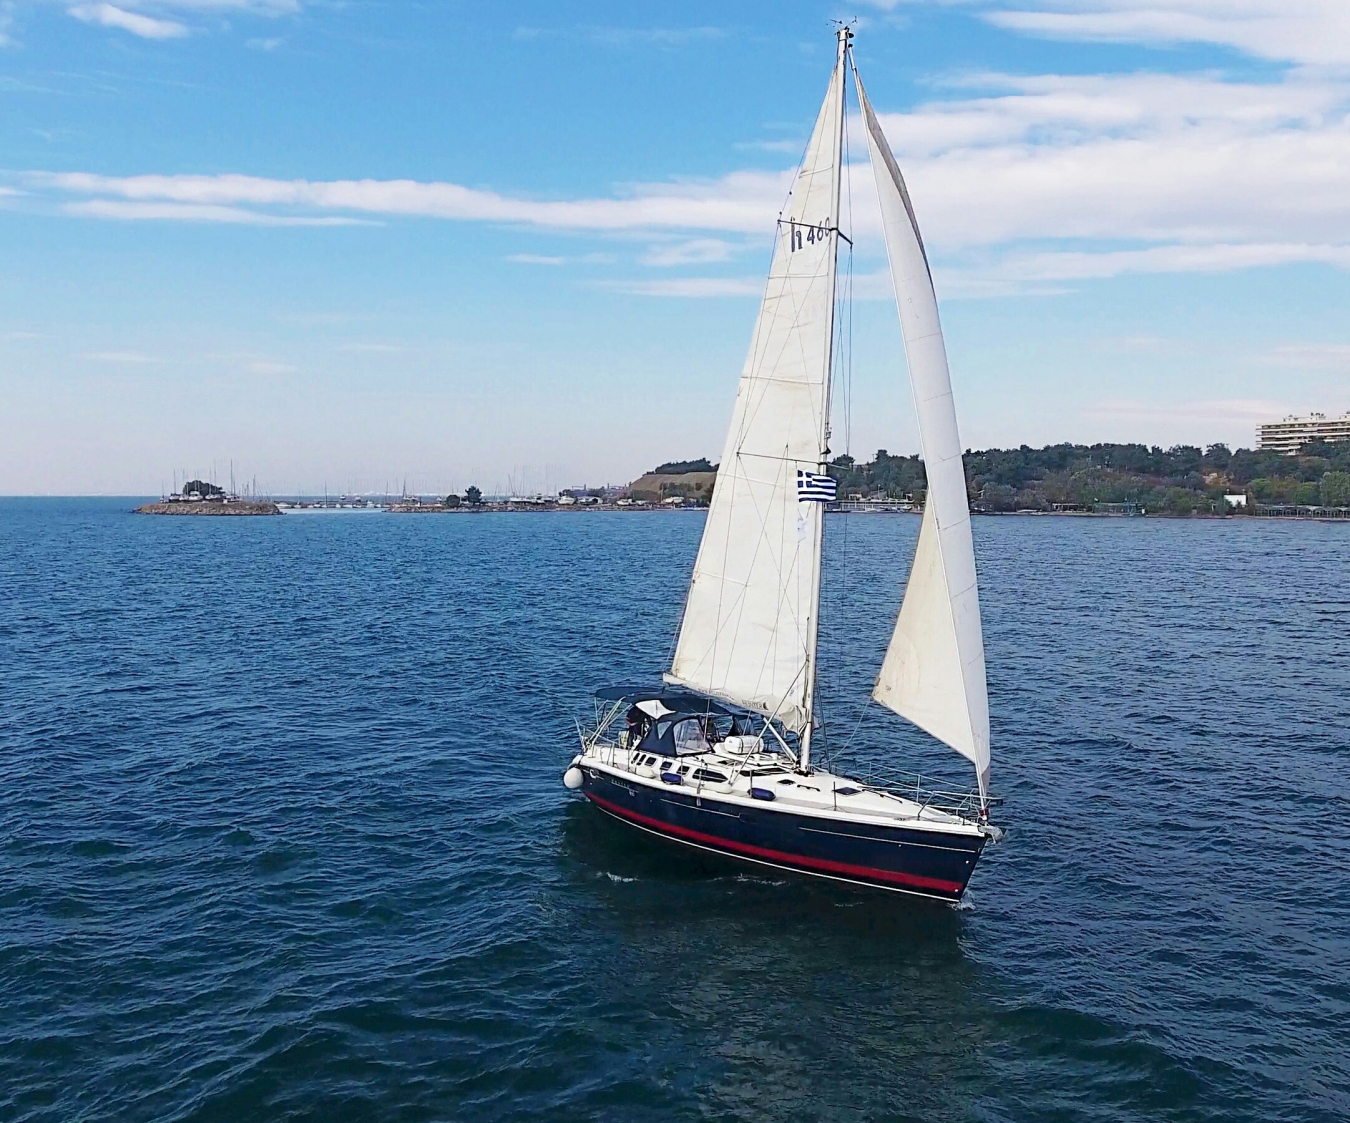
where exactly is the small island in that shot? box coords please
[136,479,280,516]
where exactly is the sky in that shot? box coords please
[2,0,1349,495]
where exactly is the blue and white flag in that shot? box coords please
[796,470,837,502]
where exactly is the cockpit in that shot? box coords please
[595,686,766,758]
[630,709,750,757]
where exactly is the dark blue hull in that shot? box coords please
[580,766,985,903]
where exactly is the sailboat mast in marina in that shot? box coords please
[564,27,1002,904]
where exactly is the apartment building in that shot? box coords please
[1257,412,1350,454]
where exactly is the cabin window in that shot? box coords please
[692,769,727,784]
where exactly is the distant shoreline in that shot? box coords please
[386,504,1346,522]
[383,503,698,514]
[115,499,1348,523]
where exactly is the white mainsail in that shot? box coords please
[666,37,847,740]
[855,71,993,802]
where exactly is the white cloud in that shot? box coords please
[641,238,734,266]
[64,199,374,225]
[872,71,1350,251]
[587,25,726,46]
[23,65,1350,296]
[735,139,806,154]
[69,3,187,39]
[33,68,1350,255]
[937,242,1350,296]
[35,170,789,232]
[986,2,1350,68]
[609,277,762,297]
[66,0,297,40]
[1265,343,1350,370]
[77,350,158,362]
[875,70,1339,157]
[506,251,617,266]
[513,25,726,47]
[100,0,297,11]
[1084,397,1299,435]
[868,1,1350,67]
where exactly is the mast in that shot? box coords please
[798,24,851,775]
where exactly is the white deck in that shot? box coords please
[578,739,985,840]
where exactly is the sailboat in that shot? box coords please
[562,27,1002,904]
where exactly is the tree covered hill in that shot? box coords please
[827,441,1350,514]
[653,458,716,475]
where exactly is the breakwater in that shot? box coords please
[135,500,281,516]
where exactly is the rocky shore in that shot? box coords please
[135,501,281,516]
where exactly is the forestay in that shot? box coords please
[855,71,993,802]
[666,46,846,734]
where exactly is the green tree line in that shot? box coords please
[826,441,1350,513]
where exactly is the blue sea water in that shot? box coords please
[1,498,1347,1122]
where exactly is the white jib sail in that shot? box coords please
[856,71,992,802]
[666,44,846,735]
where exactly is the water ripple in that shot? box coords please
[0,500,1347,1121]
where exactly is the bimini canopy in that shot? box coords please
[594,686,738,718]
[596,686,746,756]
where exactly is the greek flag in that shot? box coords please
[796,470,837,502]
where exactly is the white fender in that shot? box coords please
[563,766,585,790]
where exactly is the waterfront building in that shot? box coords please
[1257,412,1350,454]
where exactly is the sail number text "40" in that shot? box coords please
[787,220,831,251]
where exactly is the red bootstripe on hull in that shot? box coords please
[585,790,965,895]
